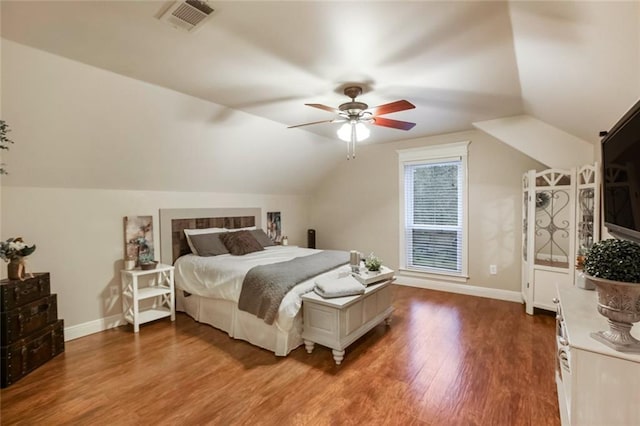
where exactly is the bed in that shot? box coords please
[159,208,349,356]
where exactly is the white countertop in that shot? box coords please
[558,286,640,363]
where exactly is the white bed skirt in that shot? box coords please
[176,290,303,356]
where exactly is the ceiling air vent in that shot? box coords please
[158,0,215,32]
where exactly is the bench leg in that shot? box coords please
[332,349,345,365]
[304,340,315,354]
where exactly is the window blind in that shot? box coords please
[404,159,463,274]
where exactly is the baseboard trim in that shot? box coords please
[64,314,125,341]
[395,274,523,304]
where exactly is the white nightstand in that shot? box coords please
[121,264,175,332]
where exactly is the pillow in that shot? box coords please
[184,228,227,255]
[188,232,229,256]
[250,229,275,247]
[225,226,257,232]
[219,230,264,256]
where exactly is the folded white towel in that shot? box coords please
[314,275,365,298]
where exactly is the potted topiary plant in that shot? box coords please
[138,252,158,270]
[364,253,382,273]
[584,238,640,353]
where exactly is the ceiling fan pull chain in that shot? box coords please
[351,123,357,160]
[352,136,356,159]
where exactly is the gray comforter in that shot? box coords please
[238,250,349,324]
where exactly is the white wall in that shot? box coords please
[0,39,341,194]
[508,1,640,144]
[473,114,593,169]
[309,129,545,295]
[1,187,309,338]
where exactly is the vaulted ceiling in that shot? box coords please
[0,0,640,193]
[3,0,638,150]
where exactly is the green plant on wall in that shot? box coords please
[0,120,15,175]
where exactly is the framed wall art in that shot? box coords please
[123,215,154,263]
[266,211,281,242]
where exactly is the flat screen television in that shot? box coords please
[601,99,640,243]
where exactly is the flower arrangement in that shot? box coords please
[0,237,36,262]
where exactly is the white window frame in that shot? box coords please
[397,141,470,279]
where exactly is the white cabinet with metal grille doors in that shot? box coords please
[521,164,600,314]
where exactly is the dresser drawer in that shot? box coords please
[1,319,65,388]
[1,295,58,344]
[1,273,51,312]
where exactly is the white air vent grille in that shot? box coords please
[159,0,214,32]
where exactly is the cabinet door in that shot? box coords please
[303,303,339,346]
[344,300,364,335]
[534,269,570,311]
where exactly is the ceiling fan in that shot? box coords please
[288,86,416,159]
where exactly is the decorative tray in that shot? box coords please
[352,266,395,286]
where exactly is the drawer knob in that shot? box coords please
[552,297,560,304]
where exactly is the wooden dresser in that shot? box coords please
[1,273,65,388]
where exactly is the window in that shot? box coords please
[398,142,469,277]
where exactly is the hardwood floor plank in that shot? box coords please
[0,285,559,425]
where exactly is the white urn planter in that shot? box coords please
[586,273,640,353]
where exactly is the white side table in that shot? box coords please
[121,264,175,332]
[302,278,394,365]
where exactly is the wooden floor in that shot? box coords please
[0,286,559,426]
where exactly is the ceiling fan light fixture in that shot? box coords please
[337,122,370,142]
[288,85,415,159]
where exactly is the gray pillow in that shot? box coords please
[250,229,275,247]
[188,232,229,256]
[219,230,264,256]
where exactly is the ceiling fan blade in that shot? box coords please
[305,103,342,114]
[287,119,345,129]
[367,100,415,116]
[372,117,416,131]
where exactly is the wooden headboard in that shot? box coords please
[159,208,262,265]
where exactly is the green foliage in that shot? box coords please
[0,120,14,175]
[138,252,155,264]
[364,253,382,272]
[584,239,640,283]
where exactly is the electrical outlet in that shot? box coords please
[489,265,497,275]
